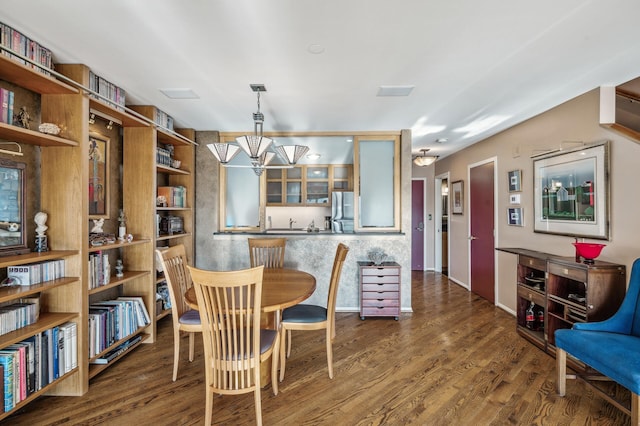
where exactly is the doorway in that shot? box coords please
[469,160,496,303]
[434,173,449,275]
[411,179,425,270]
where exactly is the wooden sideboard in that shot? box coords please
[499,248,626,369]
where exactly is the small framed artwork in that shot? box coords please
[509,193,521,204]
[508,207,524,226]
[89,132,110,219]
[508,170,522,192]
[451,180,463,215]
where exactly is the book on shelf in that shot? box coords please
[0,21,53,74]
[0,87,13,124]
[0,324,77,413]
[0,351,14,412]
[157,186,187,208]
[117,297,151,325]
[0,298,39,337]
[7,259,65,286]
[88,70,126,110]
[90,334,142,365]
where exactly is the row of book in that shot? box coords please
[88,297,150,359]
[91,334,142,365]
[0,322,78,413]
[157,186,187,208]
[88,251,111,290]
[7,259,65,286]
[0,22,53,74]
[88,70,126,111]
[0,88,15,125]
[154,108,174,130]
[156,146,175,167]
[0,296,40,338]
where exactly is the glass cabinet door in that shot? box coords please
[266,169,283,204]
[306,166,329,204]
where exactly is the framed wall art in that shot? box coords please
[451,180,463,214]
[533,141,609,239]
[508,169,522,192]
[0,158,29,256]
[89,132,110,218]
[507,207,524,226]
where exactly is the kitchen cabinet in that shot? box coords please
[266,165,352,206]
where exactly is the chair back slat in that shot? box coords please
[188,265,264,391]
[156,245,192,319]
[248,238,286,268]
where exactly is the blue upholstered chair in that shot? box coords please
[555,258,640,424]
[279,243,349,381]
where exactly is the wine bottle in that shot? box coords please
[526,302,535,329]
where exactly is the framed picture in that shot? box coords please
[0,158,29,256]
[508,207,524,226]
[89,132,110,218]
[508,170,522,192]
[451,180,463,214]
[533,141,609,239]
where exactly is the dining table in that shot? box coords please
[184,267,316,386]
[184,267,316,317]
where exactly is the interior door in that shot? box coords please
[470,162,495,303]
[411,179,425,270]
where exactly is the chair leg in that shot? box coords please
[286,329,292,357]
[279,326,287,382]
[633,392,640,426]
[188,332,195,362]
[271,330,279,395]
[254,377,263,426]
[556,348,566,396]
[326,327,334,379]
[172,328,180,381]
[205,384,213,426]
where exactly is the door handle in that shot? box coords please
[415,221,424,232]
[469,235,478,240]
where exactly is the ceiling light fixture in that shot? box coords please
[207,85,309,175]
[413,148,438,166]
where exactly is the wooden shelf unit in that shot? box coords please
[125,106,195,325]
[500,248,626,370]
[0,52,89,419]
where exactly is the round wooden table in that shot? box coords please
[184,267,316,313]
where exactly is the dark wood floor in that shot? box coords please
[5,272,630,425]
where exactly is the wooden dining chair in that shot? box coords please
[248,237,286,268]
[279,243,349,381]
[187,264,279,426]
[155,245,202,382]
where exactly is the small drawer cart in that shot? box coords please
[359,261,401,320]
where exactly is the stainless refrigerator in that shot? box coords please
[331,191,354,233]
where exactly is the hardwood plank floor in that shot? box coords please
[5,271,630,425]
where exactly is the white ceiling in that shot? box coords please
[3,1,640,160]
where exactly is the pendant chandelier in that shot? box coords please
[207,85,309,175]
[413,148,439,166]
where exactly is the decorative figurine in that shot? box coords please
[91,218,104,234]
[115,259,124,278]
[15,106,32,129]
[34,211,49,252]
[118,209,127,240]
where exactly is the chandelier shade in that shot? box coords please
[207,143,241,164]
[413,148,438,166]
[275,145,310,165]
[235,135,274,161]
